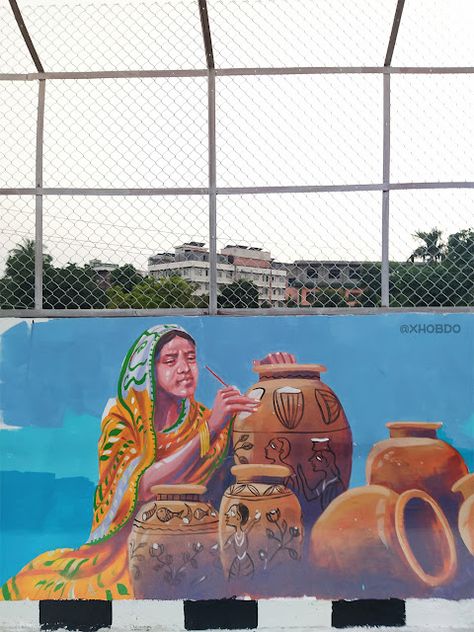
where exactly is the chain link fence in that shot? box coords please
[0,0,473,314]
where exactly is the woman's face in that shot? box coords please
[155,336,198,399]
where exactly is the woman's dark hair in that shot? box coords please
[237,503,250,526]
[155,330,196,359]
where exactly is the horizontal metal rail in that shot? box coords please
[1,66,474,81]
[1,182,473,196]
[1,306,472,318]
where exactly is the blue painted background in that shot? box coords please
[1,314,473,584]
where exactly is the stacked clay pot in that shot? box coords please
[309,484,457,598]
[233,363,352,527]
[219,464,303,596]
[128,485,221,599]
[366,422,468,524]
[452,473,474,556]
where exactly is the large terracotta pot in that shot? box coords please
[452,473,474,556]
[367,422,468,524]
[219,464,304,597]
[233,363,352,526]
[309,484,457,598]
[128,484,221,599]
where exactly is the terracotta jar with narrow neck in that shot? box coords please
[233,364,352,527]
[452,473,474,555]
[309,484,458,598]
[218,464,304,597]
[366,422,468,524]
[128,484,221,599]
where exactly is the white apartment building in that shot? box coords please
[148,243,287,306]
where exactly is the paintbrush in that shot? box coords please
[205,365,229,388]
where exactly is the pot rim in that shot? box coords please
[231,464,291,480]
[452,472,474,497]
[386,421,442,430]
[150,484,207,496]
[394,489,457,587]
[253,363,327,375]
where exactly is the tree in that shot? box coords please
[44,264,108,309]
[445,229,474,265]
[0,240,107,309]
[217,280,260,308]
[409,228,445,263]
[109,264,143,292]
[354,263,381,307]
[107,276,198,308]
[307,287,348,308]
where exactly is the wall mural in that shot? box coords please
[0,315,472,601]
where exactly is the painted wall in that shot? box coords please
[0,314,472,601]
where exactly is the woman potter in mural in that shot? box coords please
[0,324,259,601]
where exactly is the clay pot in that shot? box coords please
[366,422,468,524]
[309,484,457,598]
[128,484,221,599]
[233,363,352,526]
[219,464,304,597]
[452,473,474,556]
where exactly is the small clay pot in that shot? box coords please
[452,473,474,556]
[128,485,221,599]
[219,464,303,597]
[366,422,468,524]
[309,485,457,598]
[233,363,352,527]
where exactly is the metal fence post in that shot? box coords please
[208,69,218,314]
[381,72,390,307]
[35,79,46,309]
[198,0,217,314]
[382,0,405,307]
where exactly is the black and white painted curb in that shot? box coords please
[0,598,473,630]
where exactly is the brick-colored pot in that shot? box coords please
[128,484,221,599]
[233,363,352,526]
[309,485,457,598]
[219,464,303,597]
[452,473,474,556]
[367,422,468,524]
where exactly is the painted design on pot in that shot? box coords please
[128,484,221,599]
[233,363,352,527]
[452,473,474,556]
[222,503,261,579]
[233,433,254,465]
[297,438,344,511]
[309,485,458,598]
[219,464,303,596]
[273,387,304,429]
[314,389,343,425]
[366,422,468,523]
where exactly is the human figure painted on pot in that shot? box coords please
[297,438,344,512]
[264,437,301,495]
[1,324,287,601]
[223,503,261,580]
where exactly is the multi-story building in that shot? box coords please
[148,243,287,306]
[285,260,367,305]
[89,259,119,289]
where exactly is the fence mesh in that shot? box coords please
[0,0,473,312]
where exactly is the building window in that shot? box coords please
[329,267,340,279]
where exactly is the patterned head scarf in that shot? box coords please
[88,324,195,543]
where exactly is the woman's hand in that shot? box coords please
[254,352,296,366]
[208,386,260,434]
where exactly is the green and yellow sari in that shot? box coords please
[1,324,231,600]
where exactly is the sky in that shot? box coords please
[0,313,473,583]
[0,0,473,273]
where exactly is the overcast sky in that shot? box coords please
[0,0,473,272]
